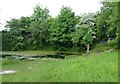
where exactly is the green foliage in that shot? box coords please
[0,32,2,51]
[28,4,50,49]
[108,37,119,49]
[106,2,119,38]
[105,2,120,49]
[2,30,12,51]
[49,6,79,50]
[81,33,94,45]
[71,13,96,53]
[5,16,31,51]
[96,2,112,41]
[2,2,119,52]
[95,2,120,49]
[93,43,111,52]
[4,4,50,50]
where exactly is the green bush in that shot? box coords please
[92,43,111,52]
[108,37,119,49]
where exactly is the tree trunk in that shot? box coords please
[87,44,90,53]
[86,44,90,56]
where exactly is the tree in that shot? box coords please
[5,16,31,50]
[49,6,79,50]
[96,2,112,41]
[3,2,119,52]
[71,13,96,53]
[29,4,50,49]
[5,4,51,50]
[106,2,120,49]
[2,30,13,50]
[95,2,120,49]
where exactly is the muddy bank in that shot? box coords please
[0,51,82,60]
[0,52,65,60]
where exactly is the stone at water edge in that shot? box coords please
[0,70,17,74]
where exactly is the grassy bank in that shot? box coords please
[1,50,118,82]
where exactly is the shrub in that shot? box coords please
[108,37,119,49]
[92,43,111,52]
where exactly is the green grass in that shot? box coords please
[1,50,118,82]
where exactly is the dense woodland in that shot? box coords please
[1,2,120,52]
